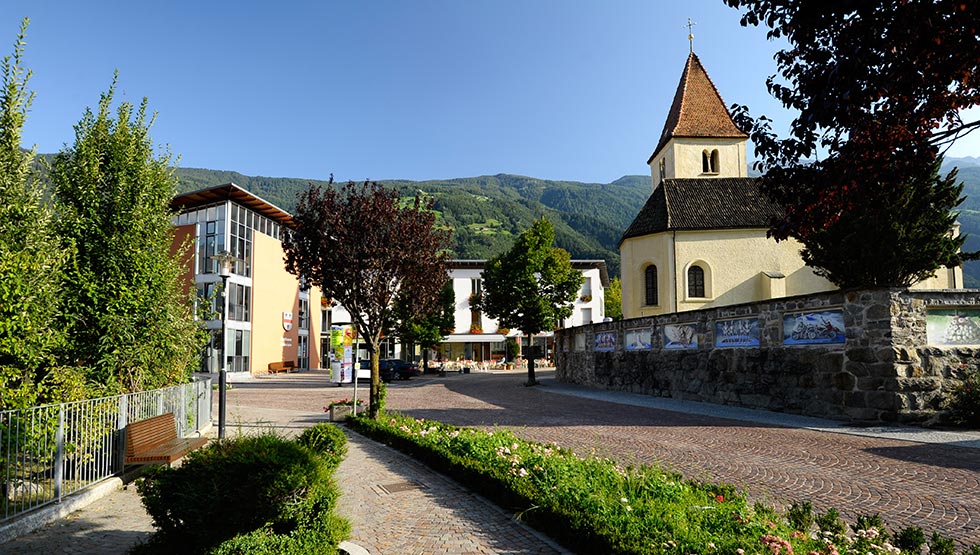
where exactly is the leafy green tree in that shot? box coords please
[0,20,73,409]
[393,280,456,373]
[478,217,582,385]
[284,179,451,418]
[51,77,206,392]
[725,0,980,287]
[604,277,623,321]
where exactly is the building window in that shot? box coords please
[644,265,658,306]
[231,329,250,372]
[702,149,720,173]
[581,307,593,325]
[688,265,706,298]
[581,277,593,299]
[659,158,666,181]
[197,217,225,274]
[230,204,253,277]
[299,298,309,330]
[228,283,251,322]
[297,335,309,369]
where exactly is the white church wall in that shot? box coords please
[666,138,747,180]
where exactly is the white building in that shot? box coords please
[323,259,609,365]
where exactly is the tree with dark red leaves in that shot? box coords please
[284,179,451,417]
[725,0,980,287]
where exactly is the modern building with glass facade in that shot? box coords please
[171,184,322,377]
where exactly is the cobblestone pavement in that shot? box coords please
[3,368,978,553]
[0,370,566,555]
[0,483,154,555]
[385,370,980,545]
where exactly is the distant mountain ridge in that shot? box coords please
[173,157,980,286]
[174,168,652,278]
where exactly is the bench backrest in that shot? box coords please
[126,413,178,457]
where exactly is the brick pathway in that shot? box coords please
[3,368,977,553]
[386,370,980,545]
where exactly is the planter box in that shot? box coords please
[329,405,354,421]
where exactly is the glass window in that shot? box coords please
[299,298,309,330]
[644,266,658,306]
[688,265,705,298]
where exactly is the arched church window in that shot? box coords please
[688,265,705,298]
[644,265,658,306]
[658,158,666,181]
[702,150,720,174]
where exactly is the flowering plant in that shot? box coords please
[325,398,363,410]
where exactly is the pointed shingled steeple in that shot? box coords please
[647,52,748,164]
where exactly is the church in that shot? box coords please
[619,52,961,319]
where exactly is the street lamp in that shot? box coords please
[213,249,238,439]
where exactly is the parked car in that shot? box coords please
[357,359,420,382]
[383,359,421,380]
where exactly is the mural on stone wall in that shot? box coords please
[595,331,616,351]
[926,308,980,346]
[714,318,760,348]
[664,323,698,350]
[782,309,845,345]
[626,328,654,350]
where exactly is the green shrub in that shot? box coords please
[930,532,956,555]
[787,500,813,532]
[852,513,888,539]
[962,545,980,555]
[947,364,980,428]
[296,423,347,468]
[816,507,847,537]
[135,432,341,554]
[209,514,350,555]
[893,526,926,553]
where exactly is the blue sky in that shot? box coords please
[5,1,979,184]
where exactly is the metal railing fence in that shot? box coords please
[0,378,212,522]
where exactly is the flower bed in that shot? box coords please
[349,412,977,555]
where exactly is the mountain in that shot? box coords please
[944,159,980,287]
[173,158,980,285]
[173,168,652,278]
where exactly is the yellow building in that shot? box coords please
[171,184,322,377]
[620,53,961,319]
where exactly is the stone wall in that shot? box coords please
[555,288,980,424]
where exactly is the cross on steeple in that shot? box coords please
[686,17,697,53]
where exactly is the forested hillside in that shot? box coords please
[944,160,980,287]
[174,169,651,278]
[172,158,980,285]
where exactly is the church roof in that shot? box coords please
[647,53,748,164]
[618,177,783,245]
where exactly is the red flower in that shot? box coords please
[716,495,724,503]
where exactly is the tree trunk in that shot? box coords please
[368,335,382,418]
[525,334,538,386]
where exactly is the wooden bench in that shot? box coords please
[124,413,207,466]
[268,360,296,373]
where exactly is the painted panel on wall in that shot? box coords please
[782,309,845,345]
[664,323,698,350]
[595,332,616,352]
[626,328,654,350]
[714,318,760,348]
[926,308,980,346]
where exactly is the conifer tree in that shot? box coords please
[51,78,206,392]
